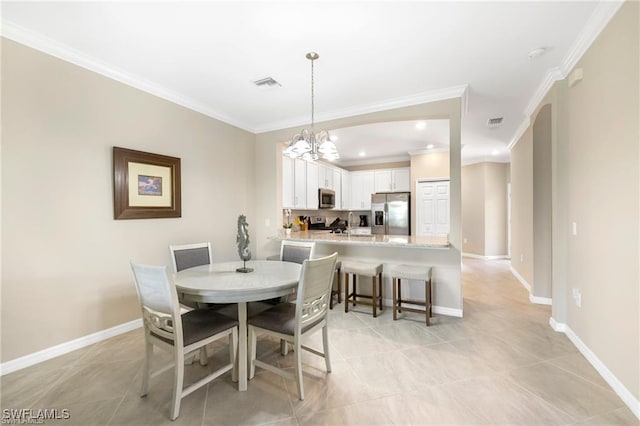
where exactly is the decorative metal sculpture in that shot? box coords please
[236,214,253,273]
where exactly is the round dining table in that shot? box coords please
[174,260,301,391]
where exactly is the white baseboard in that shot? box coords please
[549,317,567,332]
[0,319,142,376]
[549,320,640,420]
[463,252,509,260]
[510,266,553,306]
[530,295,553,305]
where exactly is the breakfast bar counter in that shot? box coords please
[272,230,450,249]
[268,230,461,317]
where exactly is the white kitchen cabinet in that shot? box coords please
[332,168,342,209]
[282,156,294,208]
[374,168,410,192]
[350,171,374,210]
[306,161,319,209]
[341,170,351,210]
[318,164,335,190]
[293,158,307,209]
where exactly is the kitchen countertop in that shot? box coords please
[273,230,450,249]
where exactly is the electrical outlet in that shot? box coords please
[265,218,271,227]
[572,222,578,236]
[572,288,582,307]
[463,238,468,244]
[520,254,524,262]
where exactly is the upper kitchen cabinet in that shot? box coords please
[294,159,308,208]
[350,171,374,210]
[373,168,411,193]
[318,164,334,190]
[282,156,294,208]
[306,161,319,209]
[340,170,351,210]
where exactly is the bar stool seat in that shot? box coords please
[342,261,384,317]
[329,260,342,309]
[389,264,433,326]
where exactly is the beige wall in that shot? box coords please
[1,39,257,363]
[462,162,509,257]
[461,163,485,255]
[345,161,410,171]
[510,1,639,402]
[564,1,638,401]
[483,162,509,256]
[510,127,534,285]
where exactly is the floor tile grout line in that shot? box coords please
[538,356,627,398]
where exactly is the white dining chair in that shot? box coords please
[130,262,238,421]
[247,252,338,400]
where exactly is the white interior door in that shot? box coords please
[417,180,450,237]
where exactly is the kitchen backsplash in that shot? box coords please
[283,209,370,229]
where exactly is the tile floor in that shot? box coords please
[1,258,637,425]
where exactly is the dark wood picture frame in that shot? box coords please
[113,147,181,219]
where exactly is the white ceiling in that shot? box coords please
[1,1,618,166]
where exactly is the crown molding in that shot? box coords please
[559,0,625,77]
[508,0,624,151]
[1,19,255,132]
[337,154,410,168]
[408,147,450,156]
[255,84,470,134]
[507,117,531,151]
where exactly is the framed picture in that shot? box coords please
[113,147,181,219]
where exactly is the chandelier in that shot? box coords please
[284,52,339,161]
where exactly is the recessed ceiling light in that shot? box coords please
[426,144,435,149]
[330,135,338,142]
[359,151,366,157]
[415,122,427,130]
[528,47,546,60]
[491,149,500,156]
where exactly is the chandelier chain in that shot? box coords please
[310,57,315,131]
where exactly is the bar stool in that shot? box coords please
[342,261,384,317]
[329,260,342,309]
[389,264,433,326]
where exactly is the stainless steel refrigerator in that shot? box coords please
[371,193,410,235]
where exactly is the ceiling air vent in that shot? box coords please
[252,77,281,88]
[487,117,504,128]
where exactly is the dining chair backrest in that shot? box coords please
[295,252,338,332]
[280,240,316,264]
[130,262,182,345]
[169,242,212,273]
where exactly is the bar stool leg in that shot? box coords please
[344,273,350,313]
[397,278,402,313]
[392,277,398,320]
[426,278,432,326]
[337,268,342,304]
[378,272,383,310]
[372,275,377,318]
[353,275,358,306]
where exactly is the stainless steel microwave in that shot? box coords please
[318,188,335,209]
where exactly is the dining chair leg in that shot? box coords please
[140,340,152,396]
[171,349,185,421]
[248,326,257,380]
[322,325,332,373]
[294,339,304,401]
[230,331,238,382]
[199,346,208,366]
